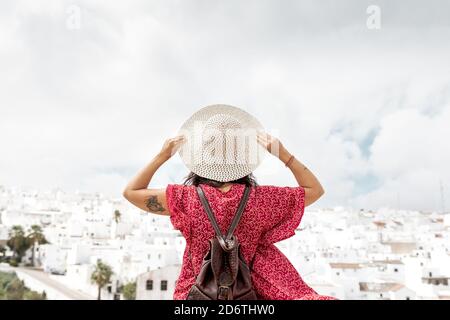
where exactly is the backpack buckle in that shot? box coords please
[218,285,230,300]
[217,234,237,252]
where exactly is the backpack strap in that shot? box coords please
[225,186,251,241]
[196,185,251,251]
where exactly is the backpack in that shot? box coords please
[186,185,258,300]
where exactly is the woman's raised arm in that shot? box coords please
[257,132,325,207]
[122,135,185,215]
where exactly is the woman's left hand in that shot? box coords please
[159,135,186,160]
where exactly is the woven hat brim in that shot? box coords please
[177,104,266,182]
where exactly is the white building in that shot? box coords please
[136,265,180,300]
[1,185,449,300]
[40,244,68,274]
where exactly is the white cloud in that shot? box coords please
[352,106,450,211]
[1,0,450,211]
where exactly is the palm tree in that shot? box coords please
[90,260,113,300]
[27,225,48,267]
[113,210,121,224]
[7,226,30,263]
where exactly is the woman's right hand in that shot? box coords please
[257,131,291,163]
[159,135,186,160]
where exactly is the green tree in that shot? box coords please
[0,271,46,300]
[5,278,26,300]
[90,260,113,300]
[23,290,46,300]
[27,225,48,266]
[0,271,16,296]
[122,281,136,300]
[7,226,30,264]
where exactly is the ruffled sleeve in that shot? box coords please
[259,186,305,244]
[166,184,190,235]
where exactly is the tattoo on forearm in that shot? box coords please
[303,166,308,171]
[145,196,165,212]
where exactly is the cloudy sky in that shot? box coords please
[1,0,449,211]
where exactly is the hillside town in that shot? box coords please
[0,184,449,300]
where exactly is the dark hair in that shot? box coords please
[182,172,258,188]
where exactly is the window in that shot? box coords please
[429,272,433,277]
[146,280,153,290]
[161,280,168,291]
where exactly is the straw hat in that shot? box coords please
[177,104,266,182]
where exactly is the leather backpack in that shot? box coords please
[186,185,258,300]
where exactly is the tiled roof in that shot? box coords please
[359,282,405,292]
[329,262,362,269]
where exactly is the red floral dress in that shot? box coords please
[166,182,336,300]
